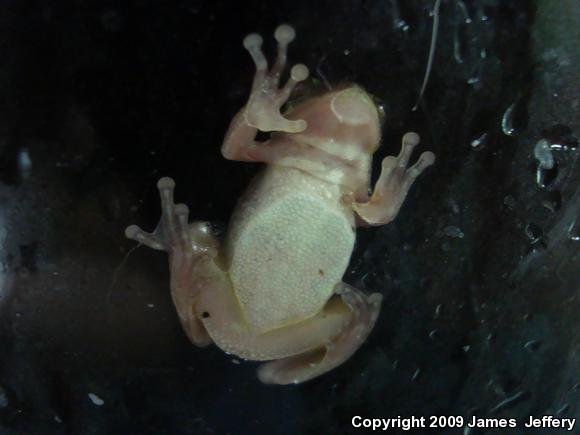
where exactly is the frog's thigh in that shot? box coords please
[169,221,220,348]
[194,276,343,360]
[257,283,382,385]
[171,284,212,347]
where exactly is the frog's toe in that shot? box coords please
[243,33,267,72]
[157,176,177,214]
[270,115,307,134]
[173,203,194,255]
[157,176,175,191]
[277,63,309,104]
[405,151,436,181]
[124,224,140,240]
[124,224,166,251]
[274,24,295,46]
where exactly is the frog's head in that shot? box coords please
[283,85,382,158]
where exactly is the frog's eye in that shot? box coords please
[330,88,377,126]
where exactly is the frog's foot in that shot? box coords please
[125,177,214,347]
[353,132,435,226]
[125,178,190,253]
[243,24,309,133]
[256,283,382,385]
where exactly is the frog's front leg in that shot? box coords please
[257,284,382,385]
[353,132,436,226]
[125,177,215,347]
[222,24,309,163]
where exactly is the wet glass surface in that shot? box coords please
[0,1,578,434]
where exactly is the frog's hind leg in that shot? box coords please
[125,177,214,347]
[257,283,382,385]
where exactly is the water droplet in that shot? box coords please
[470,132,488,150]
[524,223,543,244]
[434,304,442,318]
[456,0,472,24]
[412,368,421,382]
[536,166,558,189]
[568,218,580,242]
[524,340,542,352]
[541,125,579,153]
[549,142,577,152]
[501,103,516,136]
[453,34,464,64]
[390,0,410,32]
[443,226,464,238]
[376,103,387,119]
[541,191,562,212]
[452,2,470,65]
[395,20,410,32]
[462,345,471,353]
[343,49,350,56]
[534,139,555,169]
[429,329,439,340]
[550,143,577,151]
[88,393,105,406]
[534,139,558,188]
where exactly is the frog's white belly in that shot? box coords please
[225,166,355,334]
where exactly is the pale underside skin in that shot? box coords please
[125,24,435,384]
[225,165,356,335]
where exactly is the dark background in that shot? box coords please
[0,0,578,434]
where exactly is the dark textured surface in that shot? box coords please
[0,1,578,434]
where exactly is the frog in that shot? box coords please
[125,24,435,384]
